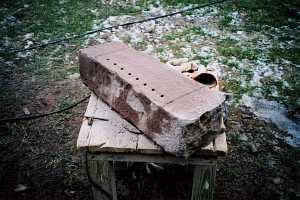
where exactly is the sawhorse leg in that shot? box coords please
[87,152,217,200]
[191,163,216,200]
[88,160,117,200]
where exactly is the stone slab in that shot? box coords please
[79,42,226,157]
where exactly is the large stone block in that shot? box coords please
[79,42,226,157]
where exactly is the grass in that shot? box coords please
[261,68,300,110]
[162,26,207,42]
[268,47,300,65]
[0,0,143,43]
[161,0,209,6]
[238,0,300,31]
[217,38,260,60]
[223,79,253,101]
[218,14,233,29]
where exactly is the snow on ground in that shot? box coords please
[242,95,300,146]
[84,2,300,145]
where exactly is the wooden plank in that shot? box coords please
[77,94,99,148]
[214,132,227,155]
[85,94,139,152]
[202,142,214,151]
[191,164,216,200]
[77,119,92,148]
[136,134,162,154]
[85,93,99,116]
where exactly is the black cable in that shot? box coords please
[0,95,90,124]
[4,0,229,54]
[85,150,113,200]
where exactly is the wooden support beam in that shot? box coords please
[88,160,117,200]
[191,164,216,200]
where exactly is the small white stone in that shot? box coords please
[240,134,248,142]
[23,107,30,115]
[14,184,28,192]
[273,177,281,184]
[68,73,80,80]
[167,58,189,66]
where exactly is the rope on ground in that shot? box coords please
[0,95,91,124]
[4,0,229,54]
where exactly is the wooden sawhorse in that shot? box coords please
[77,94,227,200]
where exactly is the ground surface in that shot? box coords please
[0,0,299,199]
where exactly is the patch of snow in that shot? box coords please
[17,40,33,58]
[241,95,300,146]
[199,46,215,57]
[230,11,243,26]
[23,33,34,40]
[142,5,166,17]
[249,60,282,87]
[68,73,80,80]
[207,60,223,77]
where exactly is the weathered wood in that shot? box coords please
[77,94,139,152]
[214,132,227,155]
[77,94,227,156]
[87,152,217,165]
[77,95,99,147]
[202,142,214,151]
[88,160,117,200]
[191,164,216,200]
[136,134,161,154]
[79,42,226,156]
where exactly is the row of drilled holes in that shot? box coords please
[106,58,164,98]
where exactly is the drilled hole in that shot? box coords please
[106,58,110,61]
[113,63,117,65]
[128,73,132,75]
[160,94,164,98]
[120,68,124,70]
[143,83,147,86]
[136,77,139,80]
[151,88,155,91]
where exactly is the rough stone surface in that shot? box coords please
[79,42,226,157]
